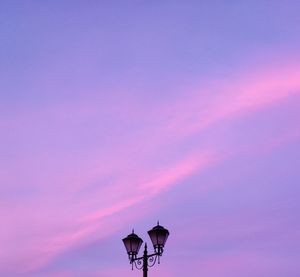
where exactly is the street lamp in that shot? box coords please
[122,222,170,277]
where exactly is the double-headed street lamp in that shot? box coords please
[122,222,170,277]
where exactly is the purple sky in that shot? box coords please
[1,1,300,276]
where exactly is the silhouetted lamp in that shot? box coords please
[148,222,169,255]
[122,230,143,261]
[122,222,170,277]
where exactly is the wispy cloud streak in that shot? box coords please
[2,61,299,274]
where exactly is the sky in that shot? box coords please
[1,1,300,276]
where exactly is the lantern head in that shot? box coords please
[148,222,169,255]
[122,230,143,262]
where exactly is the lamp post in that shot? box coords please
[122,222,169,277]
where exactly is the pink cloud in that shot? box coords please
[2,62,300,275]
[20,152,216,273]
[163,63,300,138]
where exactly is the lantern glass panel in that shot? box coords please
[123,237,131,253]
[131,237,143,253]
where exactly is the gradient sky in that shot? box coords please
[1,1,300,276]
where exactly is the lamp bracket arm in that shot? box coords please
[132,259,144,270]
[132,252,157,262]
[132,255,144,262]
[147,254,158,267]
[146,252,158,258]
